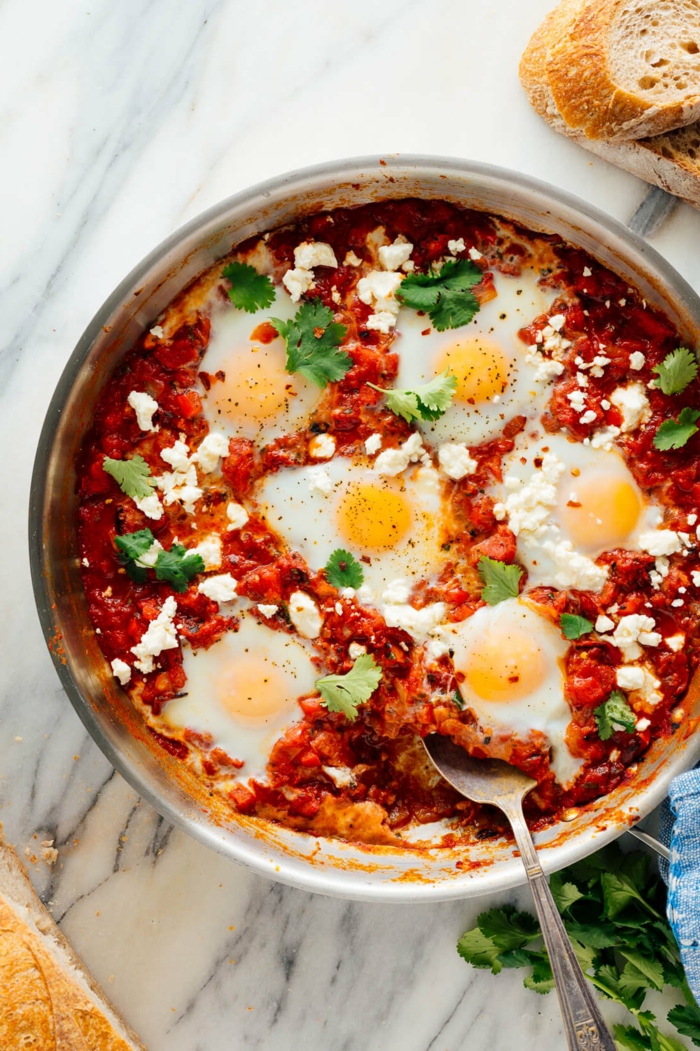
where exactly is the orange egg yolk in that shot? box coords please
[434,337,510,404]
[336,482,413,551]
[216,654,292,727]
[559,471,642,552]
[207,342,308,429]
[463,629,548,703]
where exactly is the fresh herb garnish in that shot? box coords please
[457,843,700,1050]
[103,455,155,500]
[315,653,382,721]
[114,529,204,593]
[396,258,483,331]
[368,370,457,423]
[654,407,700,451]
[270,299,351,388]
[595,690,637,740]
[653,347,698,396]
[324,549,364,589]
[560,613,594,640]
[477,556,523,605]
[222,261,275,313]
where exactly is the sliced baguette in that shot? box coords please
[0,832,146,1050]
[520,3,700,208]
[546,0,700,141]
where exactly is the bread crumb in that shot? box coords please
[40,842,58,866]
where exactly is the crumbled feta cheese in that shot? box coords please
[524,349,566,383]
[438,443,478,480]
[283,267,314,302]
[497,452,564,536]
[636,717,651,731]
[382,579,411,604]
[309,433,336,459]
[693,571,700,587]
[134,493,164,520]
[616,665,646,690]
[322,765,356,788]
[549,314,566,331]
[378,237,413,271]
[601,399,611,410]
[190,534,222,570]
[541,539,609,591]
[374,432,424,477]
[639,529,683,557]
[226,501,249,531]
[308,466,333,495]
[612,614,661,660]
[82,557,89,567]
[589,425,621,451]
[348,643,367,660]
[161,440,191,472]
[582,267,592,277]
[640,669,662,705]
[344,251,362,267]
[159,463,203,514]
[128,390,159,432]
[294,241,338,270]
[447,238,466,255]
[629,351,645,370]
[357,270,403,332]
[610,383,651,433]
[567,389,587,413]
[666,634,685,652]
[688,514,698,526]
[576,371,589,388]
[137,539,164,568]
[288,591,323,639]
[150,325,165,339]
[131,597,179,674]
[468,246,483,261]
[382,601,447,642]
[257,604,279,618]
[595,615,615,633]
[672,598,685,607]
[111,658,132,686]
[198,573,237,603]
[364,432,382,456]
[194,433,229,473]
[579,410,597,425]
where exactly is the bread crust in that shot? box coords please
[546,0,700,141]
[0,833,146,1051]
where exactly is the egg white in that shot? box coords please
[441,598,581,786]
[394,267,556,446]
[162,616,318,781]
[199,286,321,444]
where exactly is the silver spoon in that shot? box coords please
[423,735,616,1051]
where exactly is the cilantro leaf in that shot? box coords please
[316,653,382,721]
[595,690,637,741]
[103,455,155,500]
[667,1004,700,1045]
[550,872,585,912]
[456,928,503,973]
[367,370,457,423]
[114,528,155,584]
[477,907,540,951]
[324,549,364,589]
[618,950,665,992]
[560,613,594,640]
[222,261,275,313]
[397,259,483,331]
[654,407,700,451]
[613,1024,652,1051]
[523,957,555,995]
[600,871,657,921]
[154,544,205,593]
[477,556,523,605]
[270,299,351,388]
[653,347,698,396]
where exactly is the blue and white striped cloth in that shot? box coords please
[659,770,700,1003]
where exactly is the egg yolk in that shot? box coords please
[207,342,307,429]
[337,482,413,551]
[463,629,548,703]
[434,337,509,404]
[216,655,292,727]
[559,472,642,552]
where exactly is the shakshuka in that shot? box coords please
[77,199,700,847]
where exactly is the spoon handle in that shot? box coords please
[504,800,616,1051]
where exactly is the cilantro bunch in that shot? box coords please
[457,843,700,1050]
[115,529,204,593]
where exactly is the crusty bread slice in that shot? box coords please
[520,2,700,208]
[0,832,146,1050]
[546,0,700,141]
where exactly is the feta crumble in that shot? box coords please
[308,466,333,495]
[357,270,404,333]
[638,530,683,558]
[226,501,249,531]
[447,238,466,255]
[283,267,314,302]
[438,443,478,480]
[134,493,164,520]
[382,601,447,642]
[364,432,383,456]
[309,433,336,460]
[666,634,685,652]
[198,573,237,603]
[150,325,165,339]
[111,658,132,686]
[348,643,367,660]
[374,432,424,477]
[258,604,279,618]
[378,237,413,271]
[595,615,615,633]
[612,614,662,661]
[288,591,323,639]
[294,241,338,271]
[629,351,645,370]
[194,433,229,473]
[131,597,179,674]
[128,391,159,432]
[610,383,651,433]
[190,534,222,570]
[616,665,646,690]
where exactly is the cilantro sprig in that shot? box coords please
[654,407,700,451]
[595,689,637,740]
[315,653,382,721]
[477,556,523,605]
[560,613,593,640]
[653,347,698,396]
[222,261,275,313]
[396,258,483,331]
[324,549,364,589]
[270,300,351,388]
[368,370,457,423]
[115,528,205,593]
[103,455,155,500]
[457,843,700,1050]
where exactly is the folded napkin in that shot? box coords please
[659,769,700,1003]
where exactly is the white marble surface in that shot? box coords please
[3,1,700,1047]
